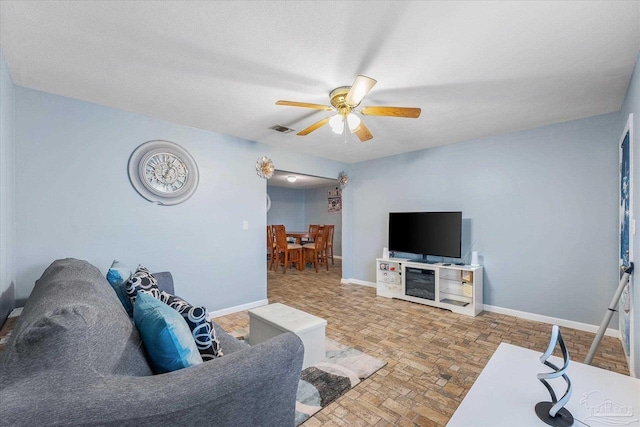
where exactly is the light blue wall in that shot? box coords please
[305,186,342,257]
[0,49,16,323]
[619,53,640,377]
[267,186,306,231]
[343,113,620,329]
[14,87,345,312]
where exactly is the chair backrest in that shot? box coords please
[273,225,288,250]
[314,226,326,250]
[308,224,320,239]
[325,225,335,246]
[266,225,275,248]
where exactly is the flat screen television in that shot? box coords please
[388,211,462,258]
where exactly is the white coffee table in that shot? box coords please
[447,342,640,426]
[248,303,327,369]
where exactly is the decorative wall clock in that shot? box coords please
[128,140,199,205]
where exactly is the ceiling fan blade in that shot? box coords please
[354,122,373,142]
[297,117,331,136]
[276,100,333,110]
[345,75,377,107]
[361,106,421,118]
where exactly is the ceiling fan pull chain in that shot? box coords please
[344,119,348,143]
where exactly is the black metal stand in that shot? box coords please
[535,402,574,427]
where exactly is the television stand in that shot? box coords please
[408,258,437,264]
[376,258,483,317]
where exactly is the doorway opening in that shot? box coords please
[266,170,343,274]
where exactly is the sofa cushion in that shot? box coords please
[134,291,203,373]
[154,271,175,295]
[0,259,152,381]
[106,260,133,316]
[147,289,223,359]
[125,265,159,305]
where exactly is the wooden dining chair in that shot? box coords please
[303,226,328,273]
[273,225,303,274]
[302,224,319,244]
[266,225,277,271]
[324,224,335,266]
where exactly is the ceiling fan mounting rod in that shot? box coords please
[330,86,357,113]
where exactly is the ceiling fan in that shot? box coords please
[276,75,421,142]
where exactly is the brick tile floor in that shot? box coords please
[214,259,629,426]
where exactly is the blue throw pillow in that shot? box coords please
[133,291,203,374]
[150,289,223,359]
[106,260,133,316]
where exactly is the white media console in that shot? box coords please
[376,258,483,317]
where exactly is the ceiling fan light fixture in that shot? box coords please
[329,114,344,134]
[347,113,361,133]
[286,175,297,183]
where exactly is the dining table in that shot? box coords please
[286,231,309,245]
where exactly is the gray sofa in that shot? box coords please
[0,258,304,426]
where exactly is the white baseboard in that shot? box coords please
[209,299,269,319]
[341,278,376,288]
[483,304,618,338]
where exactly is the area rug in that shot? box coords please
[295,339,387,425]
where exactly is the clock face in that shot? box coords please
[128,140,199,205]
[143,152,189,194]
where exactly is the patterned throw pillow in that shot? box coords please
[106,260,134,316]
[133,291,203,374]
[125,265,159,305]
[149,289,223,359]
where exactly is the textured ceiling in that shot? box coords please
[1,1,639,163]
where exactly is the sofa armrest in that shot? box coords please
[0,333,304,427]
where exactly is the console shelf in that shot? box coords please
[376,258,483,317]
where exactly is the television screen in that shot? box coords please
[388,211,462,258]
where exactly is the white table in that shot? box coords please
[248,303,327,369]
[448,342,640,426]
